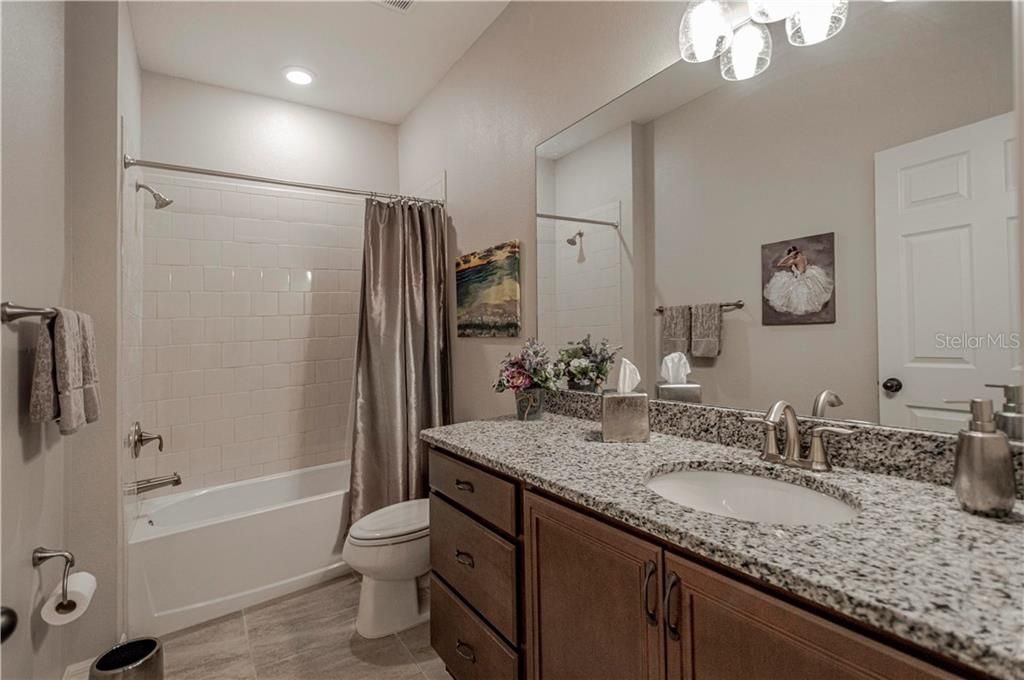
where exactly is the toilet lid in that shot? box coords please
[349,498,429,542]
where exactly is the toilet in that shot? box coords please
[341,498,430,638]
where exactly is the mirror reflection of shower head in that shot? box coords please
[566,230,584,246]
[136,182,174,210]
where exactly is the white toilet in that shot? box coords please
[342,498,430,638]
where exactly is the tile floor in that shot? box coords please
[162,575,448,680]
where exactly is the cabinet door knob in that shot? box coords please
[454,550,475,568]
[454,479,474,492]
[642,560,658,626]
[663,572,681,641]
[455,639,476,662]
[882,377,903,394]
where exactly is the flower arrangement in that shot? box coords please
[557,335,619,391]
[493,339,562,394]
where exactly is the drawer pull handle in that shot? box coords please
[454,479,474,492]
[663,571,681,640]
[455,550,475,568]
[642,560,657,626]
[455,639,476,662]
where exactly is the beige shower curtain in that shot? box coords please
[349,198,452,524]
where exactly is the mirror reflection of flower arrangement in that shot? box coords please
[557,335,619,392]
[493,339,562,420]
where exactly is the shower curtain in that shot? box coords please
[349,199,452,524]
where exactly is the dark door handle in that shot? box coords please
[642,560,657,626]
[455,639,476,662]
[882,377,903,394]
[1,607,17,643]
[454,479,474,492]
[454,550,475,568]
[663,572,681,640]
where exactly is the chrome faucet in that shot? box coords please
[764,400,802,465]
[812,389,844,418]
[125,473,181,496]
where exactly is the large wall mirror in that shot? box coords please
[536,1,1022,435]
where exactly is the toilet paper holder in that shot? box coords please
[32,547,76,615]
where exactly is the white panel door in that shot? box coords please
[876,112,1021,431]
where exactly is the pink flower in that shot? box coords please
[504,367,533,393]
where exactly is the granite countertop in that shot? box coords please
[421,414,1024,680]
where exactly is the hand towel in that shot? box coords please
[54,309,85,435]
[29,317,59,423]
[660,305,691,357]
[690,303,722,358]
[78,312,101,424]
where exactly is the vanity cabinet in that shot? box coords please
[428,447,964,680]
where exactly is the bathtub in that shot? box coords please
[128,462,350,637]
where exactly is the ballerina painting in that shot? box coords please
[761,232,836,325]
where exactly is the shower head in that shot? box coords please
[566,230,584,246]
[136,182,174,210]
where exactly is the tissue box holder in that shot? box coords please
[602,392,650,443]
[656,383,702,404]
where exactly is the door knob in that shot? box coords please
[882,377,903,394]
[1,606,16,643]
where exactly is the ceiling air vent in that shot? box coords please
[374,0,414,14]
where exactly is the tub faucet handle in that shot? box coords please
[129,421,163,458]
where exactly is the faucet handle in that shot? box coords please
[743,416,783,463]
[806,426,853,472]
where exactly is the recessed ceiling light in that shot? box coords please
[283,67,314,86]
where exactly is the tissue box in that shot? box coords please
[656,383,702,404]
[602,392,650,443]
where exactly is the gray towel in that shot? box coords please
[29,317,58,423]
[691,303,722,358]
[660,305,691,357]
[54,309,85,434]
[79,312,101,424]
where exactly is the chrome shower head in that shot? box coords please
[136,182,174,210]
[566,230,584,246]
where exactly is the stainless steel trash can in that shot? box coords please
[89,638,163,680]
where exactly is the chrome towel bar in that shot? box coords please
[655,300,744,314]
[1,302,57,324]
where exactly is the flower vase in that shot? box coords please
[515,388,546,421]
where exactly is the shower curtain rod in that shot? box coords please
[536,212,620,229]
[123,155,445,205]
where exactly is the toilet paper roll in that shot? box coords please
[41,571,96,626]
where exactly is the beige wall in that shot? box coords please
[142,72,399,193]
[648,2,1012,420]
[399,1,682,421]
[1,3,70,677]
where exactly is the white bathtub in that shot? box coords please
[128,462,350,637]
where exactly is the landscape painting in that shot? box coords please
[456,240,521,337]
[761,232,836,325]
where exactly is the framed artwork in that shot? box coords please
[761,232,836,325]
[455,240,521,337]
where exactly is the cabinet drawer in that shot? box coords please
[429,449,517,535]
[431,493,518,643]
[431,575,519,680]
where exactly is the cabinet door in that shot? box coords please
[524,491,663,680]
[663,553,958,680]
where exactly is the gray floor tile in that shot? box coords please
[163,613,257,680]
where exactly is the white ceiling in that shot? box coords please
[128,1,509,125]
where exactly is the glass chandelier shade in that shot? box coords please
[748,1,798,24]
[720,22,772,81]
[786,0,848,46]
[679,0,734,63]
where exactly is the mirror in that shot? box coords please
[536,1,1021,434]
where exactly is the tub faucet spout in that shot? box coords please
[126,473,181,496]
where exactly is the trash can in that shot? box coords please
[89,637,163,680]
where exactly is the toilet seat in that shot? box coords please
[348,498,429,547]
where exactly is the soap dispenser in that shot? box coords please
[985,383,1023,440]
[947,398,1016,517]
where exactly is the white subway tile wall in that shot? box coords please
[140,173,364,492]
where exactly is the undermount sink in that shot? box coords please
[646,470,859,526]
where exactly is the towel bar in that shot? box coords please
[656,300,744,314]
[1,302,57,324]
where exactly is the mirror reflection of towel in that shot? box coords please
[691,303,722,358]
[660,305,690,357]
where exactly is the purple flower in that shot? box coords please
[503,367,534,393]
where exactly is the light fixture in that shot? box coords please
[748,1,797,24]
[721,22,772,81]
[678,0,734,64]
[786,0,848,46]
[283,67,315,86]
